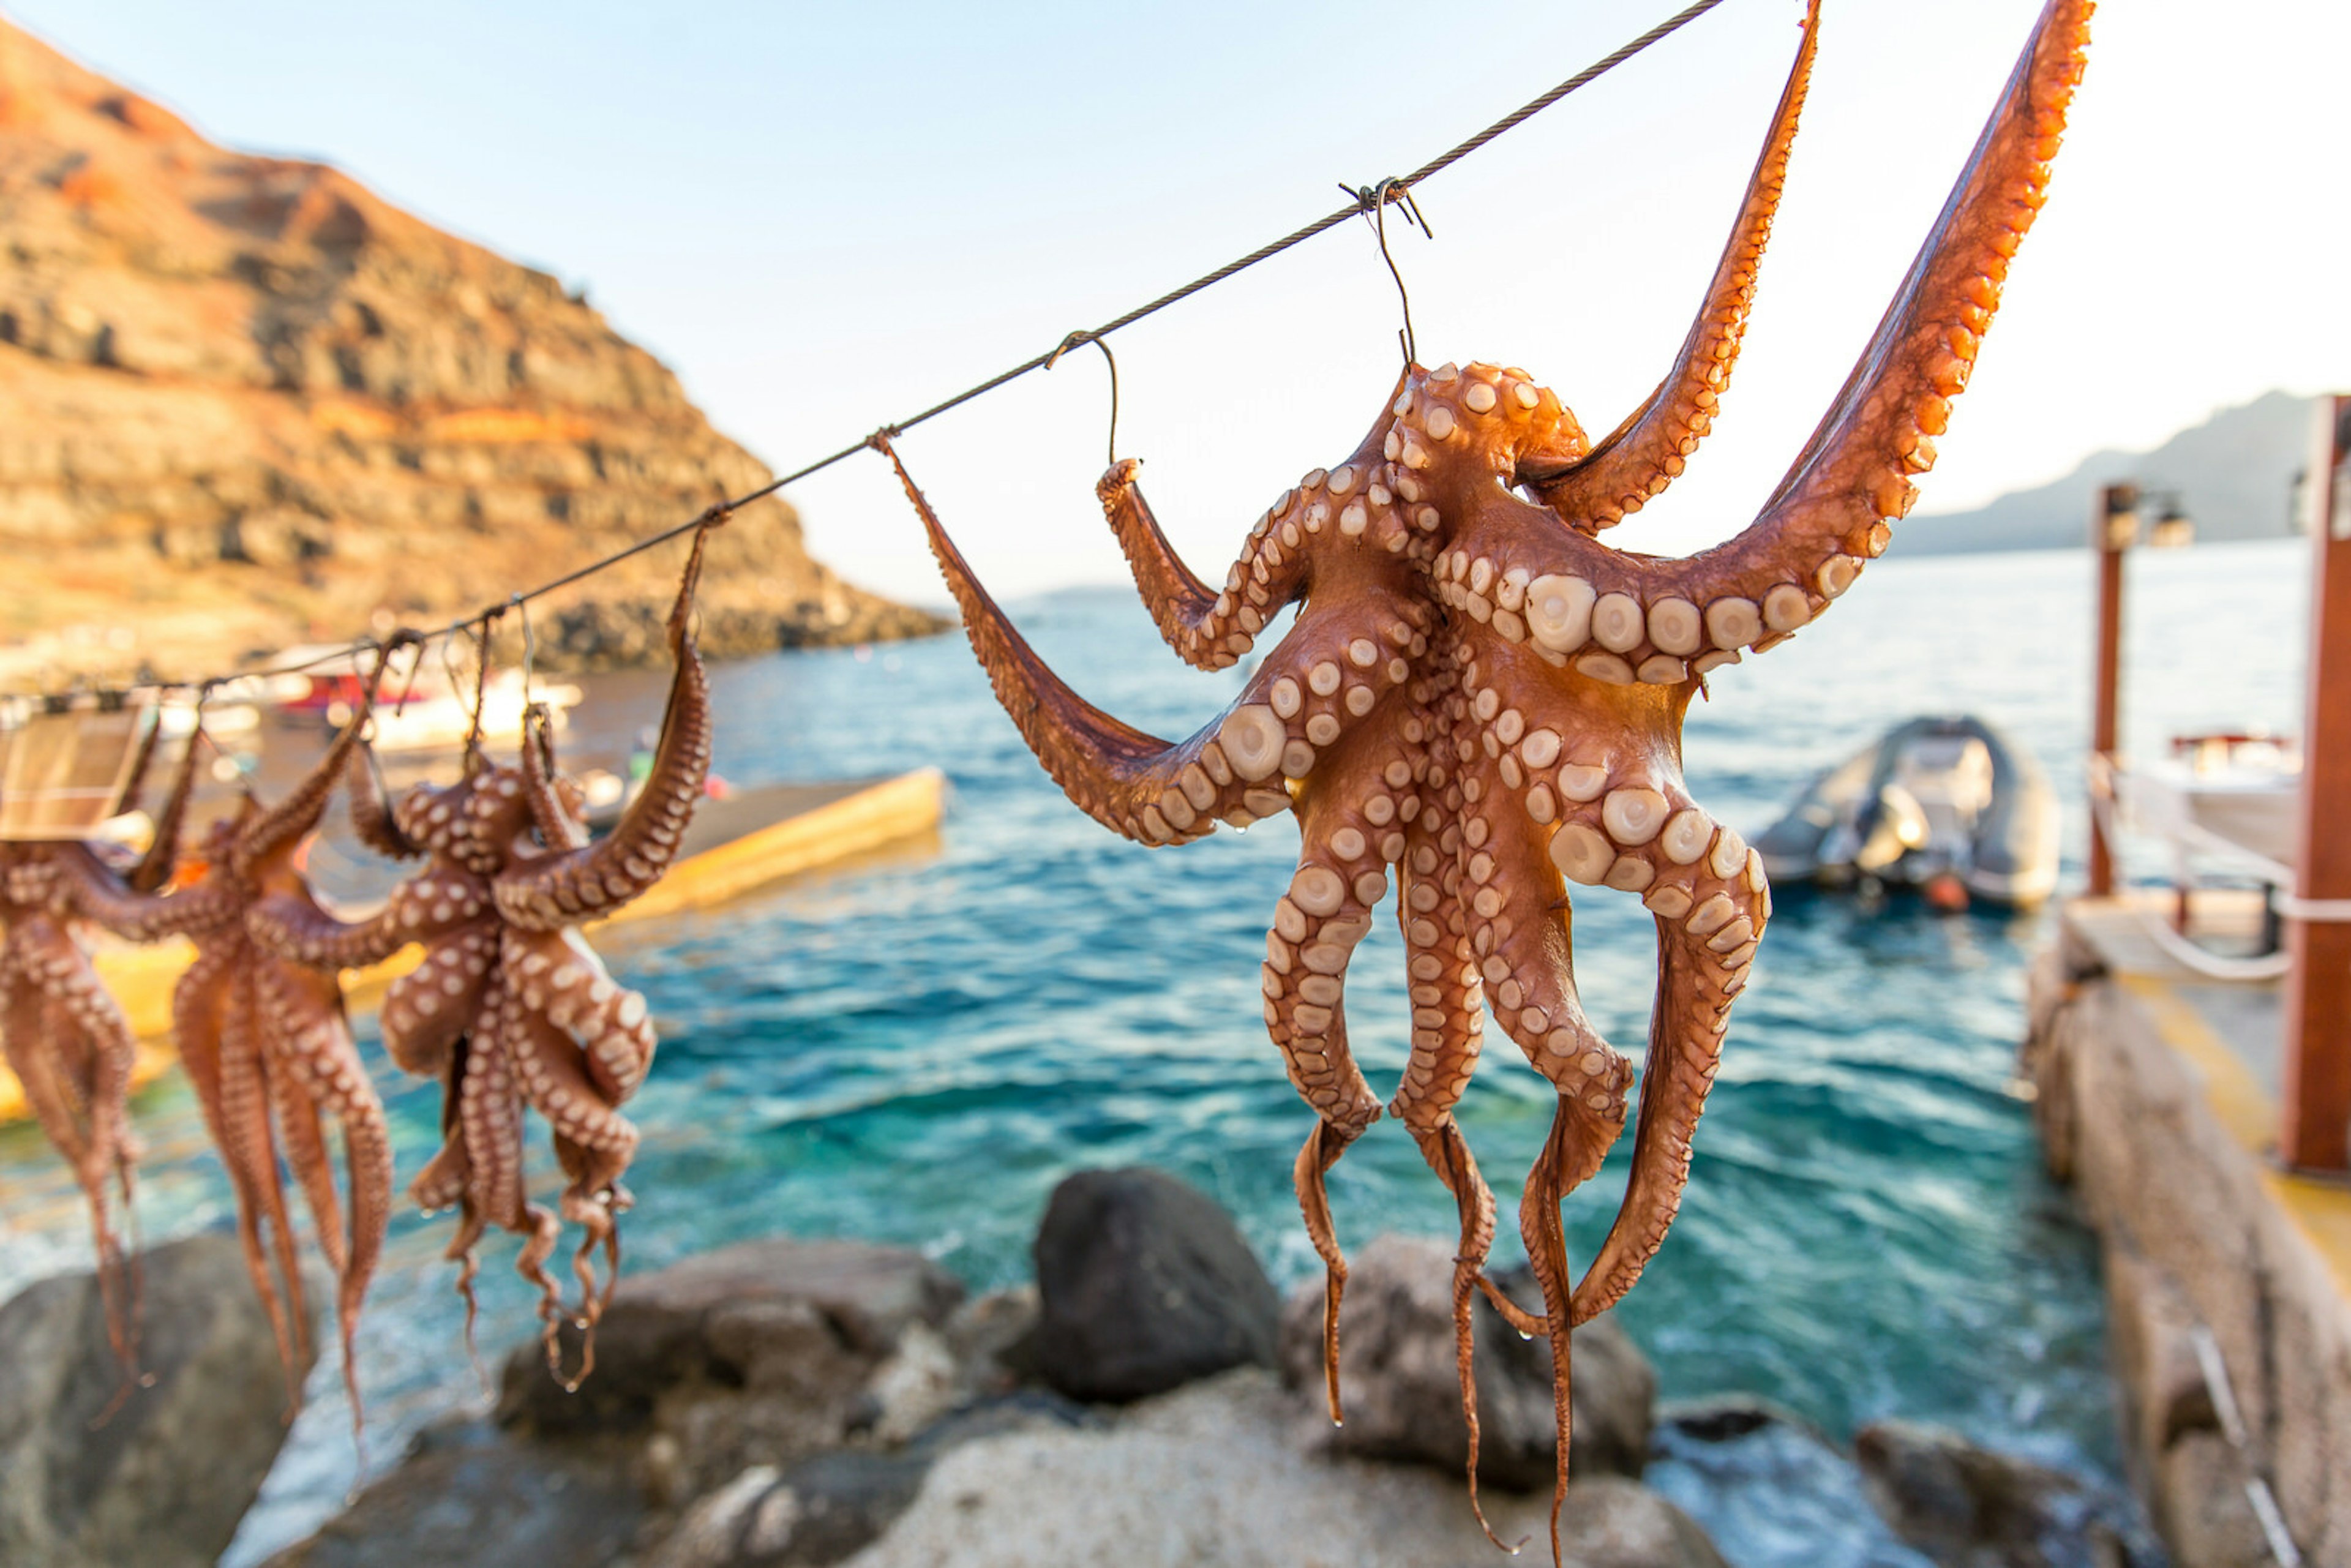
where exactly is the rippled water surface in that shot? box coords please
[0,538,2311,1565]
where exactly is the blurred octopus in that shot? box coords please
[40,666,405,1427]
[0,820,174,1395]
[879,0,2090,1556]
[248,523,715,1384]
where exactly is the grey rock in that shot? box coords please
[940,1286,1038,1397]
[0,1231,312,1568]
[1854,1419,2132,1568]
[1497,1476,1728,1568]
[2153,1430,2270,1568]
[261,1418,640,1568]
[1030,1168,1280,1402]
[1657,1393,1824,1446]
[653,1452,929,1568]
[1277,1232,1656,1487]
[651,1397,1094,1568]
[838,1367,1722,1568]
[501,1236,964,1433]
[498,1237,964,1498]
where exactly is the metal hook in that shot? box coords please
[1340,179,1432,369]
[510,593,536,707]
[1047,330,1121,468]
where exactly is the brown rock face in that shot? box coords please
[0,23,943,681]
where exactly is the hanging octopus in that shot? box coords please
[39,674,403,1427]
[879,1,2090,1556]
[0,836,157,1392]
[248,525,715,1382]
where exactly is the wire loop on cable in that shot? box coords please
[1047,331,1122,467]
[1341,178,1433,367]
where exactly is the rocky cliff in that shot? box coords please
[0,22,942,683]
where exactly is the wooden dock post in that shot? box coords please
[2282,396,2351,1172]
[2087,484,2137,898]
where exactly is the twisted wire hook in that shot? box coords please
[1046,330,1122,468]
[1341,179,1434,368]
[509,593,536,710]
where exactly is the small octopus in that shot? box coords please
[0,832,159,1392]
[879,0,2090,1556]
[247,524,715,1381]
[40,675,402,1425]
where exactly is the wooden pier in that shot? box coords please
[2033,397,2351,1567]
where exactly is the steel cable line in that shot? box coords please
[48,0,1733,700]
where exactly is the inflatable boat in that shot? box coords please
[1754,716,2060,908]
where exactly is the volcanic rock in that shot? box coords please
[1030,1166,1283,1403]
[1853,1419,2134,1568]
[0,1231,313,1568]
[0,21,943,681]
[1275,1232,1656,1486]
[497,1236,966,1498]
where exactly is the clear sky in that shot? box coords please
[13,1,2347,605]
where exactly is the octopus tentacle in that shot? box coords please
[235,670,388,880]
[1714,0,2092,593]
[130,721,206,895]
[1447,667,1638,1195]
[1387,789,1523,1548]
[346,747,424,861]
[53,840,241,943]
[222,975,315,1386]
[249,866,489,972]
[1095,430,1389,670]
[172,943,304,1408]
[1522,0,1820,527]
[449,980,568,1360]
[255,961,391,1423]
[1483,0,2093,685]
[885,438,1447,844]
[9,920,143,1379]
[519,711,590,855]
[508,928,657,1103]
[378,920,498,1078]
[501,972,640,1379]
[493,528,713,930]
[1565,802,1769,1322]
[1267,738,1400,1426]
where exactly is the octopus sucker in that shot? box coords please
[886,0,2089,1556]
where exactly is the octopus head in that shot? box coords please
[392,778,467,855]
[1386,361,1588,510]
[459,763,536,872]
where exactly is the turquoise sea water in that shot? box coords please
[0,537,2312,1564]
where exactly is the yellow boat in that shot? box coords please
[0,768,945,1122]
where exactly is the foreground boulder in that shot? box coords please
[1277,1232,1657,1487]
[501,1235,966,1498]
[1853,1420,2137,1568]
[841,1366,1723,1568]
[270,1237,968,1567]
[0,1231,312,1568]
[263,1417,640,1568]
[1031,1168,1281,1402]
